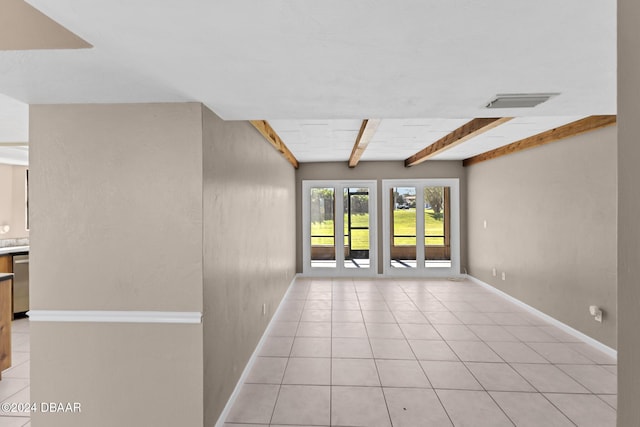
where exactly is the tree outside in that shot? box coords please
[424,187,444,220]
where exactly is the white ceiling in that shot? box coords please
[0,93,28,143]
[0,93,28,165]
[363,118,474,161]
[269,120,363,163]
[0,0,617,164]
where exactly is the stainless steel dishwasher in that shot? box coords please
[12,254,29,314]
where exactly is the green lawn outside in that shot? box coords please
[311,209,445,248]
[394,209,445,246]
[310,213,369,248]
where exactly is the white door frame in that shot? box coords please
[382,179,461,277]
[302,180,377,276]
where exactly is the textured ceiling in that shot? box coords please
[363,118,474,161]
[0,0,617,164]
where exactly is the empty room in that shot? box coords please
[1,0,639,426]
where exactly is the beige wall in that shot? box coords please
[0,165,13,236]
[29,104,204,312]
[201,108,296,424]
[30,323,203,427]
[0,163,29,240]
[467,126,617,348]
[618,0,639,424]
[29,103,205,426]
[295,160,467,274]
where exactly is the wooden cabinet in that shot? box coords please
[0,276,11,379]
[0,256,12,379]
[0,255,11,274]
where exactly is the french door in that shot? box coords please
[382,179,460,276]
[303,180,377,276]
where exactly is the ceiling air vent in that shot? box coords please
[486,93,559,109]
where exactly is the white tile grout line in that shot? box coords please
[466,275,617,360]
[214,273,301,427]
[268,285,306,425]
[356,280,394,427]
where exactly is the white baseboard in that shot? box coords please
[466,275,617,359]
[297,273,468,280]
[214,273,300,427]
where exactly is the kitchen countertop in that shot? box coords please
[0,246,29,255]
[0,273,14,281]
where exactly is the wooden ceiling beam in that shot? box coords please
[348,119,381,168]
[250,120,299,169]
[462,115,617,167]
[404,117,512,167]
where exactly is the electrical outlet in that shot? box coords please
[595,311,603,323]
[483,220,487,229]
[262,303,266,316]
[590,305,603,323]
[492,267,497,277]
[501,272,506,281]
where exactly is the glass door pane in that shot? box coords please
[424,186,451,268]
[304,180,377,276]
[390,186,417,268]
[344,188,370,269]
[383,179,459,276]
[310,187,336,268]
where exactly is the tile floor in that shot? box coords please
[0,317,31,427]
[223,278,617,427]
